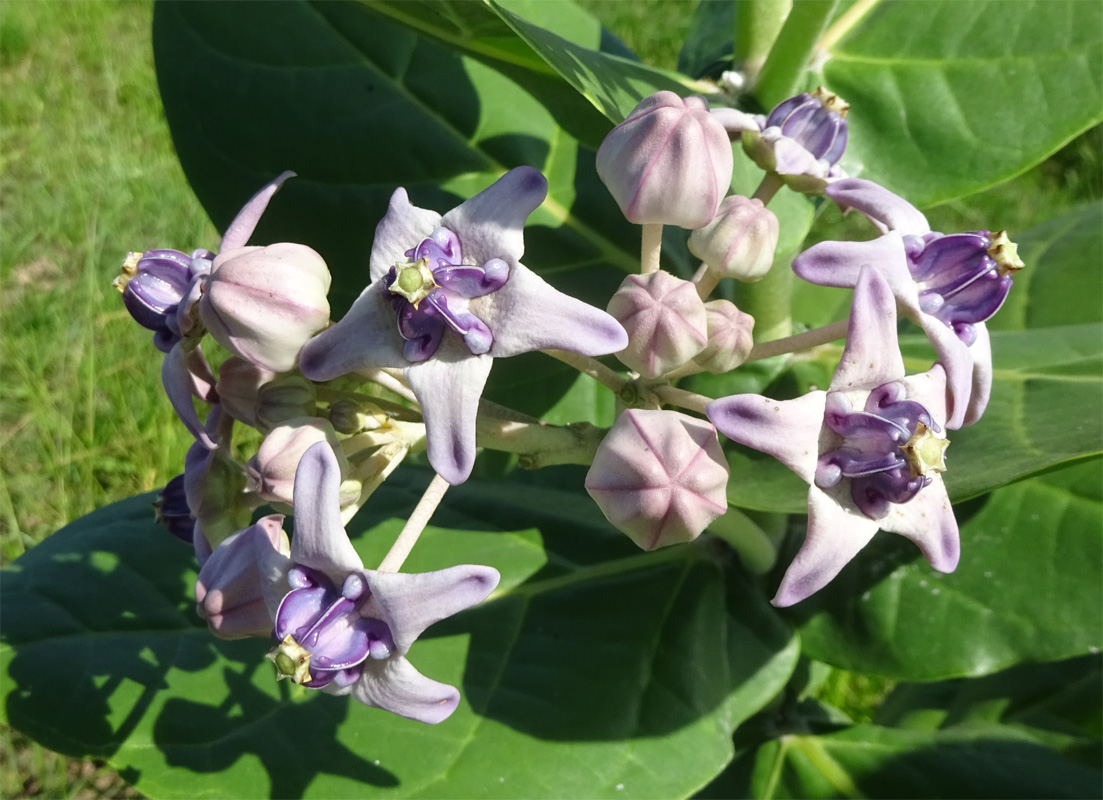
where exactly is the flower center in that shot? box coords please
[383,227,509,362]
[815,381,950,520]
[764,87,849,166]
[904,230,1021,345]
[268,566,394,690]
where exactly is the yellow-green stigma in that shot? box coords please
[901,422,950,478]
[267,634,312,684]
[389,257,437,308]
[988,231,1025,277]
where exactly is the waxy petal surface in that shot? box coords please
[830,267,904,391]
[826,178,930,236]
[221,170,296,252]
[353,656,460,725]
[441,167,546,266]
[291,442,364,581]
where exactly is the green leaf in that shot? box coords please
[3,470,799,799]
[744,722,1102,799]
[826,0,1103,206]
[677,0,735,79]
[791,459,1103,681]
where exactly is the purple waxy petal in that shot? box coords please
[441,167,547,266]
[825,178,930,236]
[706,391,828,485]
[481,264,629,359]
[765,93,810,128]
[220,170,296,252]
[916,316,973,429]
[408,227,462,267]
[353,656,460,724]
[433,259,509,298]
[830,267,905,392]
[362,564,500,653]
[771,136,826,179]
[123,251,194,332]
[162,343,218,449]
[290,442,364,581]
[772,487,879,607]
[792,234,910,291]
[369,188,442,283]
[422,293,493,355]
[404,347,493,484]
[299,285,408,380]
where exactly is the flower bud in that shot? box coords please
[114,249,211,352]
[246,418,355,507]
[215,357,278,427]
[693,300,755,373]
[607,271,708,378]
[585,409,729,550]
[256,375,318,431]
[329,398,389,435]
[689,196,779,282]
[200,243,332,373]
[153,473,195,543]
[596,91,734,229]
[195,515,291,639]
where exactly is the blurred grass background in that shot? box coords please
[0,1,1098,797]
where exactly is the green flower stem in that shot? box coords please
[377,472,451,572]
[755,0,841,109]
[708,507,777,574]
[476,407,606,469]
[746,317,849,362]
[542,349,627,393]
[652,384,710,414]
[641,223,663,274]
[733,0,793,88]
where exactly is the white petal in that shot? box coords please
[880,477,960,573]
[369,188,441,283]
[830,266,905,392]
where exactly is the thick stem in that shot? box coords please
[376,472,451,572]
[367,368,418,404]
[541,349,627,393]
[752,172,785,205]
[641,223,663,274]
[708,508,777,574]
[652,384,711,415]
[754,0,841,109]
[746,317,848,362]
[476,412,606,469]
[818,0,880,51]
[733,0,793,90]
[694,267,722,300]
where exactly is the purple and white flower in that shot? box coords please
[792,178,1022,427]
[264,442,500,724]
[299,167,628,485]
[707,267,959,606]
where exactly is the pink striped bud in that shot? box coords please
[607,271,708,378]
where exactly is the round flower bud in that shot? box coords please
[255,375,318,431]
[200,243,332,373]
[585,409,730,550]
[596,91,734,229]
[245,418,356,507]
[694,300,755,374]
[607,271,708,378]
[689,196,779,282]
[215,357,277,427]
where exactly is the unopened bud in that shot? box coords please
[689,196,779,282]
[586,409,729,550]
[216,357,277,427]
[607,271,708,378]
[200,243,331,373]
[693,300,755,374]
[246,419,354,507]
[596,92,734,229]
[256,375,318,431]
[329,399,389,435]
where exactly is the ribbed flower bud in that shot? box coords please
[693,300,755,374]
[200,243,332,373]
[246,419,357,507]
[689,196,779,282]
[114,248,212,352]
[607,271,708,378]
[256,375,318,431]
[195,515,291,639]
[596,91,734,229]
[585,409,729,550]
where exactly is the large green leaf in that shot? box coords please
[2,470,798,799]
[790,458,1103,681]
[826,0,1103,206]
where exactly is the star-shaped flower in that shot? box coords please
[792,178,1022,428]
[261,442,500,724]
[299,167,628,484]
[706,267,959,606]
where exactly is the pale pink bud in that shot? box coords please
[585,409,729,550]
[694,300,755,373]
[200,243,331,373]
[246,418,352,506]
[689,195,779,282]
[607,271,708,378]
[596,92,734,229]
[195,515,290,639]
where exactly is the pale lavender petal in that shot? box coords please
[369,188,442,283]
[404,347,493,484]
[481,264,628,358]
[917,316,974,429]
[298,285,407,380]
[880,477,960,573]
[706,391,827,485]
[830,266,905,392]
[362,564,500,653]
[825,178,930,236]
[290,442,363,581]
[162,343,217,449]
[772,136,826,178]
[963,324,992,427]
[710,107,761,133]
[900,364,950,428]
[353,656,460,724]
[441,167,547,266]
[220,171,296,252]
[772,486,879,607]
[792,234,909,289]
